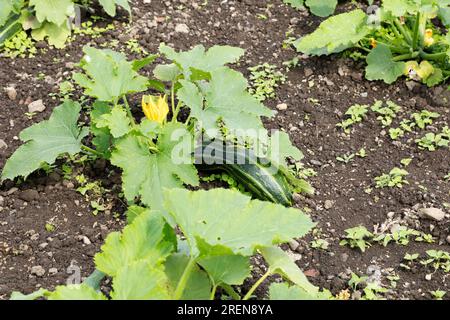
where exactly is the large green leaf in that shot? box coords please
[1,100,88,181]
[29,0,74,26]
[306,0,337,17]
[110,261,171,300]
[164,188,315,256]
[31,21,71,48]
[90,101,113,158]
[73,47,148,102]
[260,246,317,293]
[111,122,199,210]
[98,0,131,17]
[269,283,322,300]
[295,9,369,56]
[48,285,107,300]
[159,44,244,79]
[382,0,421,17]
[178,68,274,138]
[165,253,212,300]
[94,211,175,276]
[365,44,405,84]
[96,105,131,138]
[197,238,251,287]
[0,0,15,27]
[283,0,304,10]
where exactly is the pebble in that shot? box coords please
[0,196,3,206]
[28,99,46,113]
[5,86,17,100]
[310,160,322,166]
[425,274,432,281]
[324,200,334,210]
[340,253,349,263]
[19,189,40,202]
[276,103,288,111]
[0,139,7,150]
[418,207,445,222]
[48,268,58,275]
[387,212,395,219]
[288,239,300,251]
[30,265,45,277]
[175,23,189,33]
[446,235,450,244]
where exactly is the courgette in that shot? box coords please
[0,13,22,48]
[195,140,308,206]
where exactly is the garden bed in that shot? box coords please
[0,0,449,300]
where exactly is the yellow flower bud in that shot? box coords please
[370,38,377,48]
[142,94,169,124]
[424,29,434,47]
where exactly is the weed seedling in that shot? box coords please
[336,153,355,164]
[375,167,408,188]
[336,104,368,133]
[412,110,439,129]
[248,63,286,102]
[340,226,373,252]
[430,290,446,300]
[371,101,401,127]
[310,239,329,250]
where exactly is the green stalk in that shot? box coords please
[221,284,241,300]
[392,52,417,61]
[81,145,103,157]
[242,270,271,300]
[174,257,196,300]
[394,18,412,45]
[209,284,218,300]
[170,84,177,123]
[411,12,421,50]
[419,50,447,61]
[122,95,136,127]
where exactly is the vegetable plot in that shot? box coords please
[295,0,450,86]
[2,43,320,299]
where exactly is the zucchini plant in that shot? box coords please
[11,188,330,300]
[1,44,312,210]
[0,0,130,49]
[294,0,450,87]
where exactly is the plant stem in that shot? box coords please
[81,145,103,157]
[242,270,271,300]
[392,52,417,61]
[209,284,218,300]
[394,18,412,45]
[411,12,421,51]
[171,84,177,123]
[419,50,447,61]
[122,95,136,127]
[174,257,196,300]
[221,284,241,300]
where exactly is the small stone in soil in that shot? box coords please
[19,189,40,202]
[28,99,46,113]
[324,200,334,210]
[0,139,7,150]
[276,103,288,111]
[5,86,17,100]
[418,207,445,221]
[175,23,189,33]
[30,266,46,277]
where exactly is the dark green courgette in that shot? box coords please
[195,140,298,206]
[0,13,22,48]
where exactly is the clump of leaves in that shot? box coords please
[336,104,369,134]
[375,167,409,188]
[416,126,450,151]
[340,226,373,252]
[294,2,450,87]
[373,227,420,246]
[10,188,326,301]
[283,0,338,18]
[2,31,37,58]
[248,63,286,102]
[371,100,401,127]
[421,250,450,272]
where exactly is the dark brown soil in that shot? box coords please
[0,0,449,300]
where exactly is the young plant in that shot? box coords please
[336,153,355,164]
[421,250,450,272]
[373,227,420,246]
[295,2,450,87]
[336,104,369,133]
[371,100,401,127]
[412,110,440,129]
[10,188,325,301]
[430,290,446,300]
[0,0,131,49]
[248,63,286,102]
[340,226,373,252]
[375,167,409,188]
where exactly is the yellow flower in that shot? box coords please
[335,289,351,300]
[370,38,377,48]
[424,29,434,47]
[142,94,169,124]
